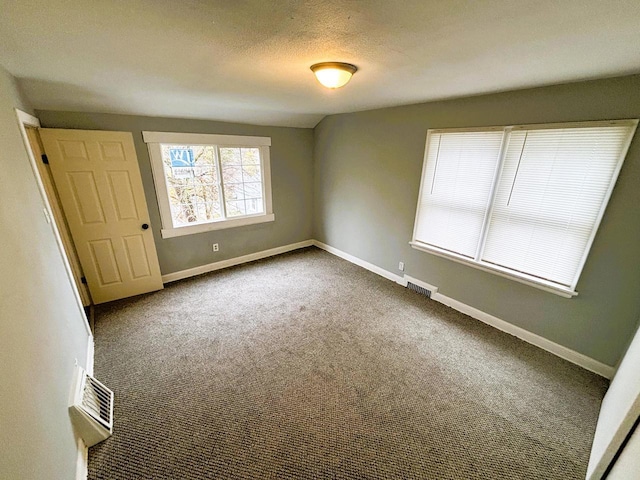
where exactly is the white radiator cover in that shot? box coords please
[69,366,114,447]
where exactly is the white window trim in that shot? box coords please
[144,131,274,239]
[411,119,638,298]
[142,131,271,147]
[409,241,579,298]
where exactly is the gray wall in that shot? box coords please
[313,75,640,367]
[31,77,640,368]
[36,111,315,276]
[0,67,90,478]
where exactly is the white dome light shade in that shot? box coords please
[310,62,358,89]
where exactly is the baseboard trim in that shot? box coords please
[86,336,94,377]
[75,436,88,480]
[312,240,406,286]
[428,289,615,379]
[161,240,314,283]
[76,334,94,479]
[310,239,614,379]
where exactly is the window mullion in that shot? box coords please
[214,145,228,220]
[474,128,512,261]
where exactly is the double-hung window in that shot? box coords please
[411,120,637,297]
[143,132,274,238]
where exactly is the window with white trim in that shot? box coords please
[143,132,274,238]
[411,120,638,297]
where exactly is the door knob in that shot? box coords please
[142,223,149,230]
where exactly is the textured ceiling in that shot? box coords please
[1,0,639,127]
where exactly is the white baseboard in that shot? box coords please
[75,436,88,480]
[76,333,94,480]
[161,240,314,283]
[429,289,615,379]
[85,334,94,376]
[311,240,614,379]
[312,240,406,286]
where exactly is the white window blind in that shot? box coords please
[482,126,632,287]
[414,130,504,258]
[412,120,637,296]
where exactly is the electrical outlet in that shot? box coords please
[399,261,405,271]
[213,243,219,252]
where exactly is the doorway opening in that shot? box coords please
[15,109,93,334]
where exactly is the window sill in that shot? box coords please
[409,241,578,298]
[161,213,275,239]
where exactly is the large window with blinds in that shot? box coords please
[411,120,637,296]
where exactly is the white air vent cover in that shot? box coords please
[69,366,114,447]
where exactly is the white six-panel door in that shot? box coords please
[40,129,163,304]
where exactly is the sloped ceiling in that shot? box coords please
[1,0,639,127]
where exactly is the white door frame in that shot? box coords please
[15,108,92,338]
[587,321,640,479]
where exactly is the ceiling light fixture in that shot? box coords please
[310,62,358,89]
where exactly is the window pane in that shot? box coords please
[220,147,241,166]
[222,165,243,184]
[220,147,265,218]
[245,197,263,215]
[242,164,261,182]
[224,182,245,201]
[414,131,504,257]
[226,199,246,217]
[204,201,222,220]
[161,144,222,226]
[241,148,260,165]
[482,126,632,286]
[243,182,262,198]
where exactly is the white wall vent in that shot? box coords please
[69,366,114,447]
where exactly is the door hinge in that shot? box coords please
[41,154,49,165]
[81,276,87,285]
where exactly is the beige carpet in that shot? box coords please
[89,247,607,479]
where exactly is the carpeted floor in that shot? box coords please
[89,247,608,479]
